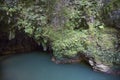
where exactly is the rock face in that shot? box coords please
[103,9,120,28]
[110,9,120,28]
[88,58,120,75]
[51,56,82,64]
[50,0,70,27]
[88,59,111,73]
[102,0,120,28]
[0,31,38,55]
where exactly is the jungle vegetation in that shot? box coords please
[0,0,120,66]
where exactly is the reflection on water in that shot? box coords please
[1,52,120,80]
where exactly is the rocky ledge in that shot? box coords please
[51,54,120,75]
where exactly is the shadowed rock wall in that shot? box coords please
[0,30,38,55]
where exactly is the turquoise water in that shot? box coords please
[1,52,120,80]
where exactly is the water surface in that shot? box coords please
[1,52,120,80]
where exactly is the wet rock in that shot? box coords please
[51,56,82,64]
[88,59,111,73]
[52,53,120,75]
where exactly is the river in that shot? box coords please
[1,52,120,80]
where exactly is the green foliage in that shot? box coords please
[52,30,87,58]
[64,0,103,29]
[0,0,48,39]
[17,4,47,36]
[0,2,22,39]
[51,28,120,65]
